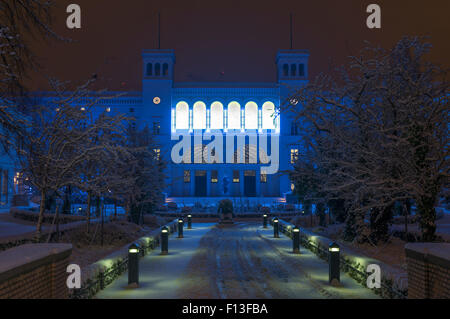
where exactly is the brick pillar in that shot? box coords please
[0,244,72,299]
[405,243,450,299]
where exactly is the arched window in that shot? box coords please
[146,63,152,76]
[262,101,276,129]
[291,64,297,77]
[298,64,305,76]
[163,63,168,76]
[244,101,258,129]
[193,101,206,129]
[227,101,241,129]
[175,101,189,129]
[283,64,289,76]
[210,101,223,129]
[155,63,161,76]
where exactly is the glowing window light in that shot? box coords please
[227,101,241,129]
[175,101,189,129]
[171,108,175,133]
[193,101,206,129]
[245,101,258,129]
[262,101,276,129]
[210,101,223,129]
[224,109,228,132]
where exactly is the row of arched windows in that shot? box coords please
[146,62,169,77]
[175,101,277,130]
[282,63,305,77]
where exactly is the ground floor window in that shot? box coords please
[260,172,267,183]
[183,170,190,183]
[290,148,299,164]
[233,170,240,183]
[211,170,218,183]
[153,148,161,160]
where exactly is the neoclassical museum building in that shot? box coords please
[42,48,310,206]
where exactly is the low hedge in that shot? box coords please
[10,207,85,224]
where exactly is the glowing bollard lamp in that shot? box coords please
[292,227,300,254]
[329,242,341,286]
[263,214,268,228]
[177,218,184,238]
[187,214,192,229]
[273,217,279,238]
[161,226,169,255]
[128,243,140,287]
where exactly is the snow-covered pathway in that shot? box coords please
[97,222,379,299]
[176,222,379,299]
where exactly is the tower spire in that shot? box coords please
[289,12,293,50]
[157,12,161,49]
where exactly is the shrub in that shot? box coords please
[143,215,167,228]
[218,199,234,217]
[156,205,168,212]
[261,206,270,214]
[285,204,295,211]
[181,206,192,214]
[167,202,178,210]
[10,207,84,224]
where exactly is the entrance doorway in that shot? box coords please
[195,170,207,197]
[244,170,256,197]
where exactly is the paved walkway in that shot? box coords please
[97,222,378,299]
[96,223,215,299]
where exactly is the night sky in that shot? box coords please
[27,0,450,91]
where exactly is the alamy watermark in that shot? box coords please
[171,132,280,175]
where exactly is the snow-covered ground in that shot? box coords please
[97,222,378,299]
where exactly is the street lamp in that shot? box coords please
[177,218,184,238]
[263,214,268,228]
[187,214,192,229]
[292,227,300,254]
[273,217,279,238]
[128,243,140,287]
[329,241,340,286]
[161,226,169,255]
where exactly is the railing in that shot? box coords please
[270,218,407,299]
[69,219,178,299]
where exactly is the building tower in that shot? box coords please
[276,50,309,198]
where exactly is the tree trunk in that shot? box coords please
[114,198,117,220]
[86,191,92,233]
[55,204,60,242]
[101,201,104,247]
[95,196,100,218]
[417,196,437,242]
[36,189,46,242]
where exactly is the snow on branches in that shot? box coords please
[285,37,449,242]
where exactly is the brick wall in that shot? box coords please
[405,243,450,299]
[0,243,72,299]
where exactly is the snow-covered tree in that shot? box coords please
[286,37,449,242]
[18,79,126,239]
[0,0,56,150]
[119,124,166,224]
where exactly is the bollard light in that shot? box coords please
[161,226,169,255]
[329,241,340,286]
[128,243,140,287]
[273,217,279,238]
[187,214,192,229]
[263,214,268,228]
[177,218,184,238]
[292,227,300,254]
